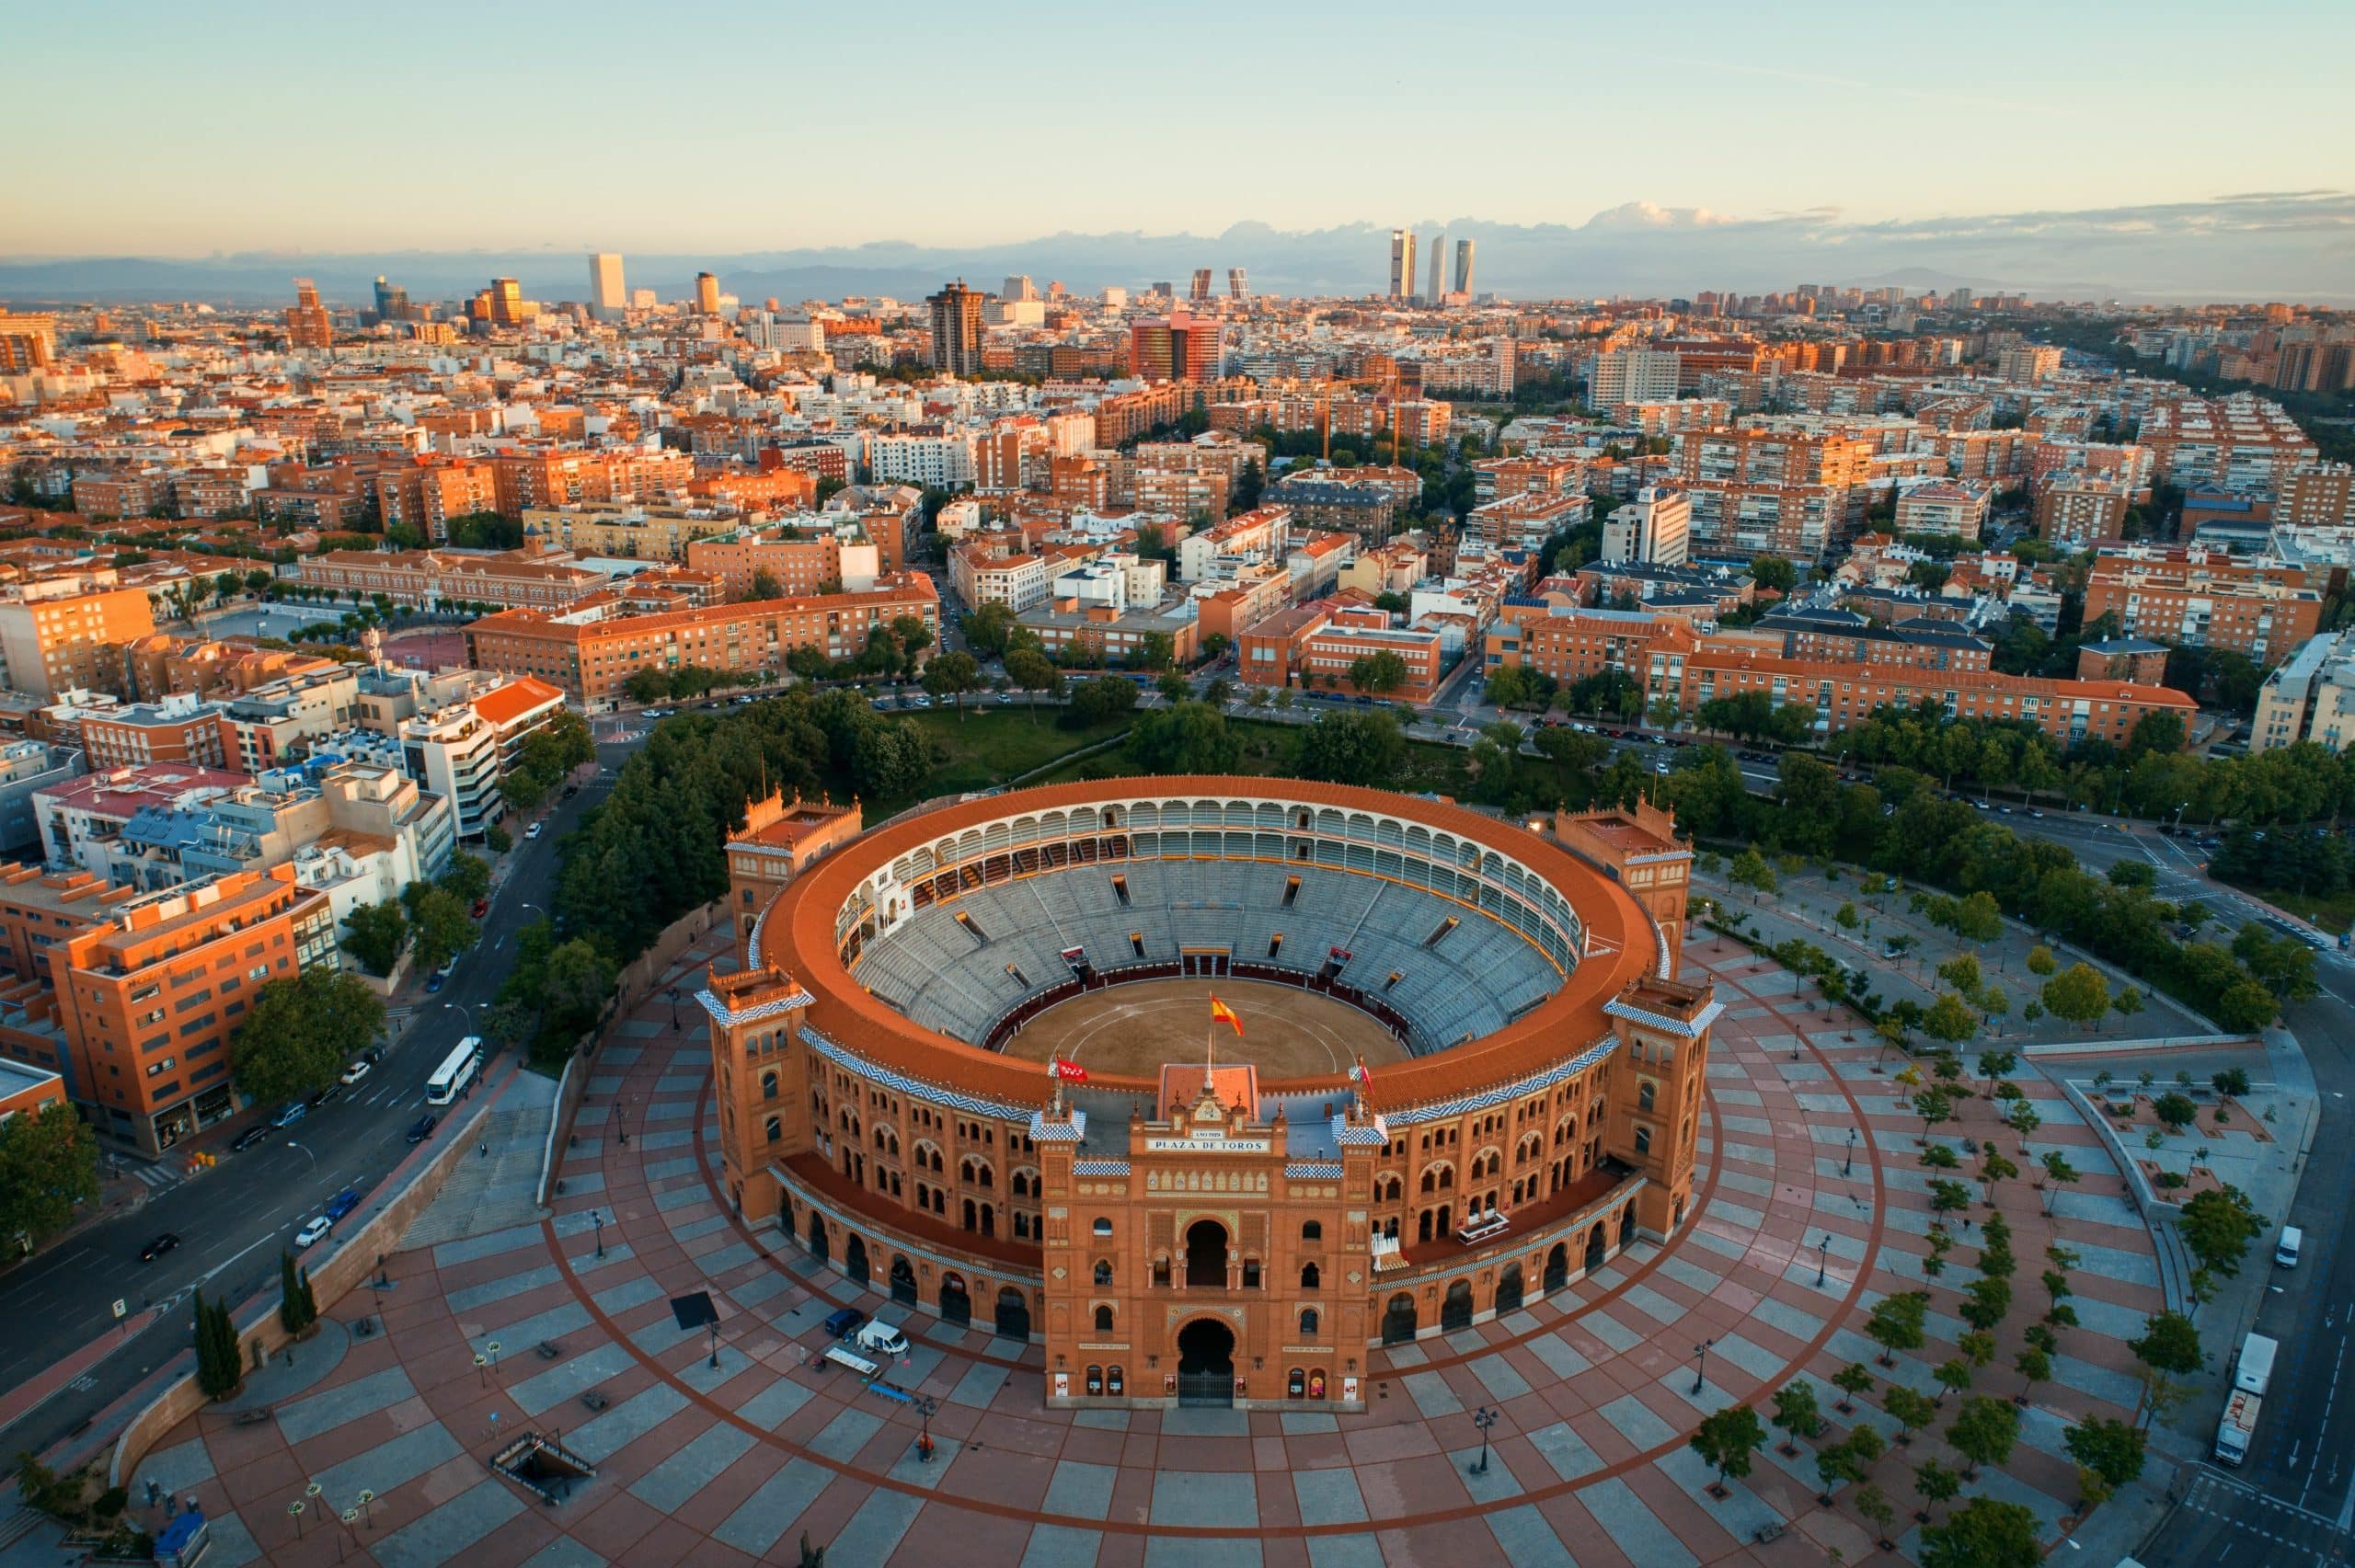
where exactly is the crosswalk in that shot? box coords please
[2179,1468,2354,1565]
[126,1163,182,1193]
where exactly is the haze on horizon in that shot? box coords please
[6,0,2354,299]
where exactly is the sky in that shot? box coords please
[7,0,2355,293]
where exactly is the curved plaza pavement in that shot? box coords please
[126,929,2165,1566]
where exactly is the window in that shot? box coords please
[1092,1218,1112,1237]
[1094,1304,1113,1333]
[1300,1262,1320,1290]
[1093,1260,1113,1286]
[1301,1220,1321,1242]
[1637,1080,1656,1114]
[1634,1125,1653,1156]
[1299,1308,1319,1337]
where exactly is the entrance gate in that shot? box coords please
[1176,1319,1235,1406]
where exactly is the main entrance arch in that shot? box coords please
[1176,1317,1235,1406]
[844,1233,869,1288]
[940,1272,971,1326]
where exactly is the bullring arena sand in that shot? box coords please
[999,978,1412,1078]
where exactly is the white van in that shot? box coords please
[2277,1226,2303,1268]
[855,1319,910,1358]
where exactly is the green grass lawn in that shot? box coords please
[873,705,1132,812]
[2229,883,2355,935]
[1025,716,1475,798]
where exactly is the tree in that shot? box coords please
[1912,1457,1961,1525]
[965,601,1016,657]
[1922,1496,2040,1568]
[0,1102,101,1250]
[1687,1402,1767,1497]
[2129,1309,2204,1377]
[404,882,477,973]
[1132,630,1176,671]
[1729,846,1778,898]
[1978,1150,2019,1206]
[1297,711,1406,788]
[279,1248,316,1334]
[1348,649,1409,697]
[1813,1425,1882,1505]
[2015,1345,2052,1404]
[1883,1384,1937,1445]
[889,614,933,679]
[1946,1394,2019,1482]
[2178,1185,2264,1278]
[2112,986,2145,1028]
[745,567,784,601]
[2153,1091,2197,1130]
[1749,555,1798,594]
[2064,1414,2148,1492]
[2212,1067,2252,1097]
[1922,992,1980,1050]
[1156,671,1192,704]
[1127,702,1241,773]
[233,967,385,1107]
[339,899,408,977]
[2039,1150,2080,1215]
[1831,1362,1875,1414]
[437,851,492,906]
[1066,675,1138,727]
[1933,1356,1974,1406]
[1866,1291,1927,1366]
[1769,1380,1823,1455]
[922,650,981,716]
[1960,1276,2013,1334]
[1855,1482,1898,1550]
[2026,944,2058,978]
[1005,647,1063,723]
[193,1290,240,1400]
[2041,963,2111,1032]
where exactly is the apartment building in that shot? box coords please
[1237,601,1445,702]
[1672,426,1871,561]
[0,864,336,1155]
[1893,482,1991,542]
[686,528,854,600]
[0,577,157,699]
[2251,632,2355,753]
[465,577,939,705]
[949,543,1051,612]
[1264,473,1397,541]
[523,501,743,563]
[1012,596,1198,667]
[296,545,604,611]
[1178,507,1291,583]
[1472,456,1584,502]
[2083,544,2324,665]
[217,666,363,773]
[1600,487,1691,566]
[2036,477,2131,551]
[1465,491,1590,555]
[2139,395,2317,496]
[374,456,499,541]
[1679,648,2196,747]
[1587,349,1682,407]
[2277,463,2355,526]
[80,694,230,770]
[0,742,83,858]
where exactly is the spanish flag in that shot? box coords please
[1209,995,1245,1036]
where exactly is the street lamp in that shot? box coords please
[1469,1405,1499,1475]
[355,1490,374,1528]
[592,1209,605,1259]
[443,1001,476,1038]
[288,1500,306,1539]
[474,1353,488,1388]
[707,1319,720,1370]
[1690,1338,1716,1396]
[1816,1234,1832,1288]
[488,1340,501,1376]
[668,986,683,1031]
[1843,1127,1858,1178]
[287,1141,316,1171]
[915,1395,939,1463]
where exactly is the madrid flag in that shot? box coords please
[1051,1058,1089,1082]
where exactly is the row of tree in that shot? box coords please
[340,853,494,981]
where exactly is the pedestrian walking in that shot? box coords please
[478,1140,488,1158]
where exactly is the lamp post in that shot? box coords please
[617,1099,629,1147]
[356,1490,374,1528]
[339,1508,358,1562]
[488,1340,500,1377]
[1843,1127,1858,1178]
[1816,1234,1832,1288]
[287,1500,306,1539]
[287,1141,316,1171]
[915,1395,939,1463]
[474,1353,488,1388]
[592,1209,605,1259]
[1469,1405,1499,1475]
[707,1319,720,1370]
[1690,1338,1715,1395]
[668,986,682,1031]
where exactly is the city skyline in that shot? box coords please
[7,0,2353,299]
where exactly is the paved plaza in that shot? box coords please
[128,927,2167,1565]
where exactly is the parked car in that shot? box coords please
[293,1215,332,1249]
[231,1125,270,1153]
[405,1114,438,1144]
[822,1307,867,1340]
[139,1232,180,1263]
[425,966,450,993]
[324,1187,362,1223]
[306,1083,340,1108]
[525,822,544,840]
[471,898,489,919]
[271,1102,307,1129]
[339,1059,372,1086]
[563,782,580,795]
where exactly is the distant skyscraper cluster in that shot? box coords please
[1387,229,1475,304]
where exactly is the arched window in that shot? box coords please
[1094,1304,1114,1333]
[1107,1365,1124,1396]
[764,1116,781,1142]
[761,1070,778,1101]
[1300,1262,1321,1290]
[1299,1308,1319,1336]
[1092,1218,1113,1237]
[1086,1364,1104,1396]
[1093,1259,1113,1287]
[1638,1079,1657,1115]
[1301,1220,1322,1242]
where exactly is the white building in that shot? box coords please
[868,431,975,489]
[1601,486,1692,566]
[1586,348,1683,409]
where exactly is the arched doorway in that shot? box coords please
[1543,1242,1569,1293]
[1175,1318,1235,1406]
[1382,1292,1418,1345]
[1584,1222,1605,1273]
[1494,1265,1524,1316]
[844,1233,869,1288]
[994,1286,1030,1340]
[890,1255,918,1306]
[807,1212,830,1265]
[1442,1279,1475,1332]
[1619,1207,1637,1248]
[940,1272,971,1326]
[1184,1219,1227,1288]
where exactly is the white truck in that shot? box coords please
[2235,1333,2279,1398]
[2215,1389,2261,1466]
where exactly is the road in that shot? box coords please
[0,750,623,1459]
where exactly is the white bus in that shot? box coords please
[425,1036,483,1106]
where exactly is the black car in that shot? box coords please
[405,1114,438,1144]
[139,1232,179,1262]
[562,784,579,798]
[230,1125,270,1153]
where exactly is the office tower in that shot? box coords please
[695,271,721,315]
[1227,268,1247,299]
[1388,229,1417,299]
[1001,275,1036,303]
[0,313,57,372]
[1152,280,1175,299]
[284,278,332,349]
[630,288,658,310]
[926,280,985,375]
[372,275,410,322]
[1190,269,1213,303]
[1101,286,1128,311]
[469,277,526,326]
[1128,313,1226,382]
[1427,231,1445,303]
[1453,238,1475,298]
[589,253,626,319]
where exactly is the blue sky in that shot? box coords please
[7,0,2353,262]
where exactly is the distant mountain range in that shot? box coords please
[5,193,2349,308]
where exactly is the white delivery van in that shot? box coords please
[2215,1390,2261,1466]
[855,1319,910,1358]
[2234,1333,2279,1398]
[2277,1226,2303,1268]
